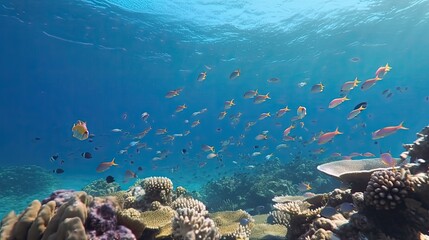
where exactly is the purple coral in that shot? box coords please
[87,201,117,235]
[87,226,136,240]
[41,189,75,207]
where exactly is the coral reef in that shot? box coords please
[210,210,254,239]
[143,176,174,206]
[202,158,335,212]
[82,178,121,196]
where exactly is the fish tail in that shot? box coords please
[335,127,343,134]
[399,121,409,130]
[111,158,118,166]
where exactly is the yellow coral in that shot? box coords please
[140,207,175,229]
[28,200,56,240]
[117,208,146,238]
[250,224,287,240]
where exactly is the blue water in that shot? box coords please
[1,0,429,216]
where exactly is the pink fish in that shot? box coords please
[283,125,295,137]
[380,152,395,168]
[362,152,375,157]
[218,111,227,120]
[318,127,342,145]
[341,77,360,92]
[276,106,290,118]
[96,158,118,173]
[258,112,271,120]
[124,170,137,180]
[328,96,349,108]
[375,63,392,78]
[165,88,183,98]
[360,77,382,91]
[253,93,270,104]
[224,99,235,109]
[347,105,365,120]
[372,122,408,140]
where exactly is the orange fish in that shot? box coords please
[229,69,240,80]
[329,96,349,108]
[253,93,270,104]
[175,104,187,112]
[243,89,258,99]
[372,122,408,140]
[291,106,307,121]
[72,120,89,141]
[341,77,360,92]
[165,88,183,98]
[318,127,342,145]
[191,120,200,128]
[375,63,392,78]
[96,158,118,173]
[276,106,290,118]
[124,170,137,180]
[197,72,207,82]
[224,99,235,110]
[218,111,227,120]
[361,77,382,91]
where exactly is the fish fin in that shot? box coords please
[335,127,343,134]
[399,121,409,130]
[111,158,118,166]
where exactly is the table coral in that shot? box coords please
[82,178,121,197]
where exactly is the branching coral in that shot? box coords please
[82,178,121,197]
[172,208,220,240]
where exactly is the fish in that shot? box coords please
[311,83,324,93]
[341,77,360,92]
[141,112,150,122]
[191,120,201,128]
[362,152,375,157]
[245,165,255,169]
[347,105,366,120]
[297,182,312,192]
[207,153,218,159]
[375,63,392,78]
[267,77,280,83]
[166,88,184,98]
[72,120,89,141]
[328,96,349,108]
[265,153,274,160]
[318,127,342,145]
[96,158,118,173]
[197,72,207,81]
[361,77,382,91]
[258,112,271,120]
[201,145,215,152]
[297,81,307,88]
[176,104,187,112]
[320,206,337,218]
[218,111,227,120]
[283,125,295,137]
[240,218,251,226]
[353,102,367,110]
[339,202,355,213]
[53,168,64,174]
[291,106,307,121]
[276,144,288,150]
[156,128,168,135]
[229,69,240,80]
[372,122,408,140]
[253,93,270,104]
[50,154,59,162]
[255,134,268,141]
[129,141,139,147]
[111,128,122,132]
[251,152,261,157]
[124,170,137,180]
[243,89,258,99]
[106,175,115,183]
[276,106,290,118]
[380,152,396,168]
[81,152,92,159]
[224,99,235,110]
